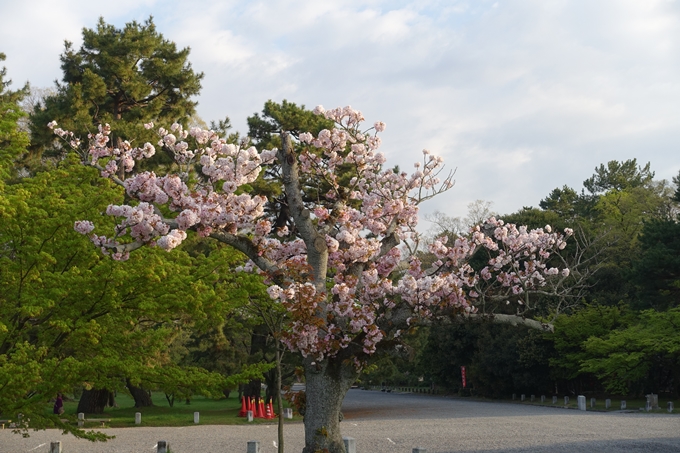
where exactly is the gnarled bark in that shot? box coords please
[302,354,359,453]
[76,388,114,414]
[126,378,153,407]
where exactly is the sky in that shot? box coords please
[2,0,679,227]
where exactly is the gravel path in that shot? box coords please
[1,390,678,452]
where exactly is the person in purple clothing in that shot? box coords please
[53,394,64,415]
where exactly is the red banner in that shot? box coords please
[461,366,467,388]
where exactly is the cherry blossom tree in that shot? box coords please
[51,106,572,453]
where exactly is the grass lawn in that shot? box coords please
[52,392,298,428]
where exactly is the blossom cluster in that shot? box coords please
[52,106,571,365]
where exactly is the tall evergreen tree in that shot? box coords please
[28,17,203,163]
[0,53,29,180]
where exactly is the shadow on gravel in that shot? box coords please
[438,438,680,453]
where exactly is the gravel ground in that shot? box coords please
[1,390,678,453]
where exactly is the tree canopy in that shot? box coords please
[28,17,203,162]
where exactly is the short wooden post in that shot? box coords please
[577,395,586,411]
[343,437,356,453]
[247,440,260,453]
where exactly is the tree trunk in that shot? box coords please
[126,378,154,407]
[76,388,113,414]
[242,379,262,399]
[302,355,358,453]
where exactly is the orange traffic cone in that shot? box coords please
[265,398,276,419]
[258,398,266,418]
[238,396,247,417]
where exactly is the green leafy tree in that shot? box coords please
[0,157,254,435]
[0,53,29,180]
[580,308,680,396]
[28,17,202,163]
[630,218,680,310]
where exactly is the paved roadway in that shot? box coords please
[1,389,679,452]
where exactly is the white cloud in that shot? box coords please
[3,0,680,221]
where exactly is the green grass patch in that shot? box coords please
[52,393,297,428]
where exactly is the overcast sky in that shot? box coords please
[2,0,679,226]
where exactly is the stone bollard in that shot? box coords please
[521,394,525,402]
[77,412,85,428]
[194,411,200,424]
[552,396,557,404]
[50,441,62,453]
[247,440,260,453]
[283,408,293,419]
[135,412,141,425]
[247,410,254,422]
[413,448,428,453]
[621,400,626,410]
[512,393,516,400]
[564,396,569,406]
[541,395,545,403]
[343,437,356,453]
[646,400,652,412]
[577,395,586,411]
[530,395,535,402]
[668,402,674,413]
[646,394,658,410]
[605,399,611,409]
[157,440,169,453]
[590,398,596,409]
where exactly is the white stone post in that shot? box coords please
[49,441,62,453]
[541,395,545,403]
[413,448,428,453]
[77,412,85,428]
[590,398,596,408]
[577,395,586,411]
[283,408,293,419]
[530,395,535,402]
[135,412,141,425]
[552,396,557,404]
[605,399,611,409]
[564,396,569,406]
[621,400,626,410]
[520,394,525,401]
[157,440,169,453]
[343,437,356,453]
[194,411,200,424]
[247,440,260,453]
[668,402,674,413]
[247,410,253,422]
